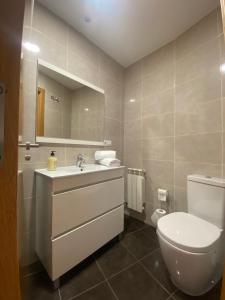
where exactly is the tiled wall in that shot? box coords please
[71,87,105,141]
[123,8,224,224]
[38,73,72,138]
[19,0,124,265]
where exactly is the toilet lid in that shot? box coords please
[157,212,221,253]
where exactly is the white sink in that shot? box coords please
[35,164,123,179]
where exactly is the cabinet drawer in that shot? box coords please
[52,178,124,237]
[51,205,124,280]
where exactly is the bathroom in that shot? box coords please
[1,0,225,299]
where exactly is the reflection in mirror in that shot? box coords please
[36,61,105,142]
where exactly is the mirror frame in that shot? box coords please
[36,59,111,146]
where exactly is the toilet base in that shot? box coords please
[157,230,224,297]
[170,275,218,296]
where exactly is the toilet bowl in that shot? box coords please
[157,212,223,296]
[157,175,225,296]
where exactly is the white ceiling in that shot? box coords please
[37,0,220,67]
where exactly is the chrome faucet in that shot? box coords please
[76,153,85,168]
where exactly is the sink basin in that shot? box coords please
[35,164,123,179]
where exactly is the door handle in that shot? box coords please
[0,82,5,163]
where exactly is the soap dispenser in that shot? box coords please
[47,151,57,171]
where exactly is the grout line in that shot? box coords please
[68,280,106,300]
[166,289,177,300]
[142,61,220,90]
[166,295,175,300]
[121,238,174,296]
[106,280,119,300]
[119,236,159,264]
[30,0,34,28]
[173,39,176,212]
[139,260,173,296]
[123,225,147,236]
[137,247,160,261]
[113,235,171,297]
[58,288,62,300]
[106,261,139,280]
[95,260,119,300]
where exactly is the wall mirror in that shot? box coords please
[36,60,108,146]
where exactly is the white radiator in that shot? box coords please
[127,168,145,213]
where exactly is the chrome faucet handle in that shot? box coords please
[77,153,83,160]
[76,153,85,167]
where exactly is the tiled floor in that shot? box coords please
[21,216,221,300]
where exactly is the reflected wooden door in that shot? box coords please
[36,87,45,136]
[0,0,25,299]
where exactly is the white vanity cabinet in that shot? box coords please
[35,165,125,282]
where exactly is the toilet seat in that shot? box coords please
[157,212,221,253]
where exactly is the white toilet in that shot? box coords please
[157,175,225,296]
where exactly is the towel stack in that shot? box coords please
[95,151,120,167]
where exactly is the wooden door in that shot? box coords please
[0,1,25,299]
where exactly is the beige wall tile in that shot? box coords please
[144,159,174,213]
[142,137,174,161]
[125,61,142,85]
[68,49,99,86]
[144,160,174,186]
[68,27,100,66]
[142,67,174,96]
[124,119,141,139]
[142,88,174,117]
[176,37,220,85]
[20,231,37,266]
[141,42,174,78]
[30,29,67,69]
[176,10,218,60]
[175,133,222,164]
[124,81,142,122]
[33,2,68,46]
[99,50,124,83]
[175,69,221,110]
[174,161,221,188]
[142,113,174,138]
[145,180,174,214]
[222,134,225,164]
[175,99,222,135]
[101,79,123,121]
[123,138,142,169]
[23,0,33,27]
[174,186,187,212]
[217,7,223,36]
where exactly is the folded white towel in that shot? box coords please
[95,150,116,161]
[98,158,120,167]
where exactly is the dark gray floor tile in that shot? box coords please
[60,256,105,300]
[173,281,221,300]
[96,241,136,278]
[141,225,159,244]
[121,227,159,259]
[141,248,176,293]
[109,263,169,300]
[74,282,116,300]
[124,215,147,234]
[21,272,60,300]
